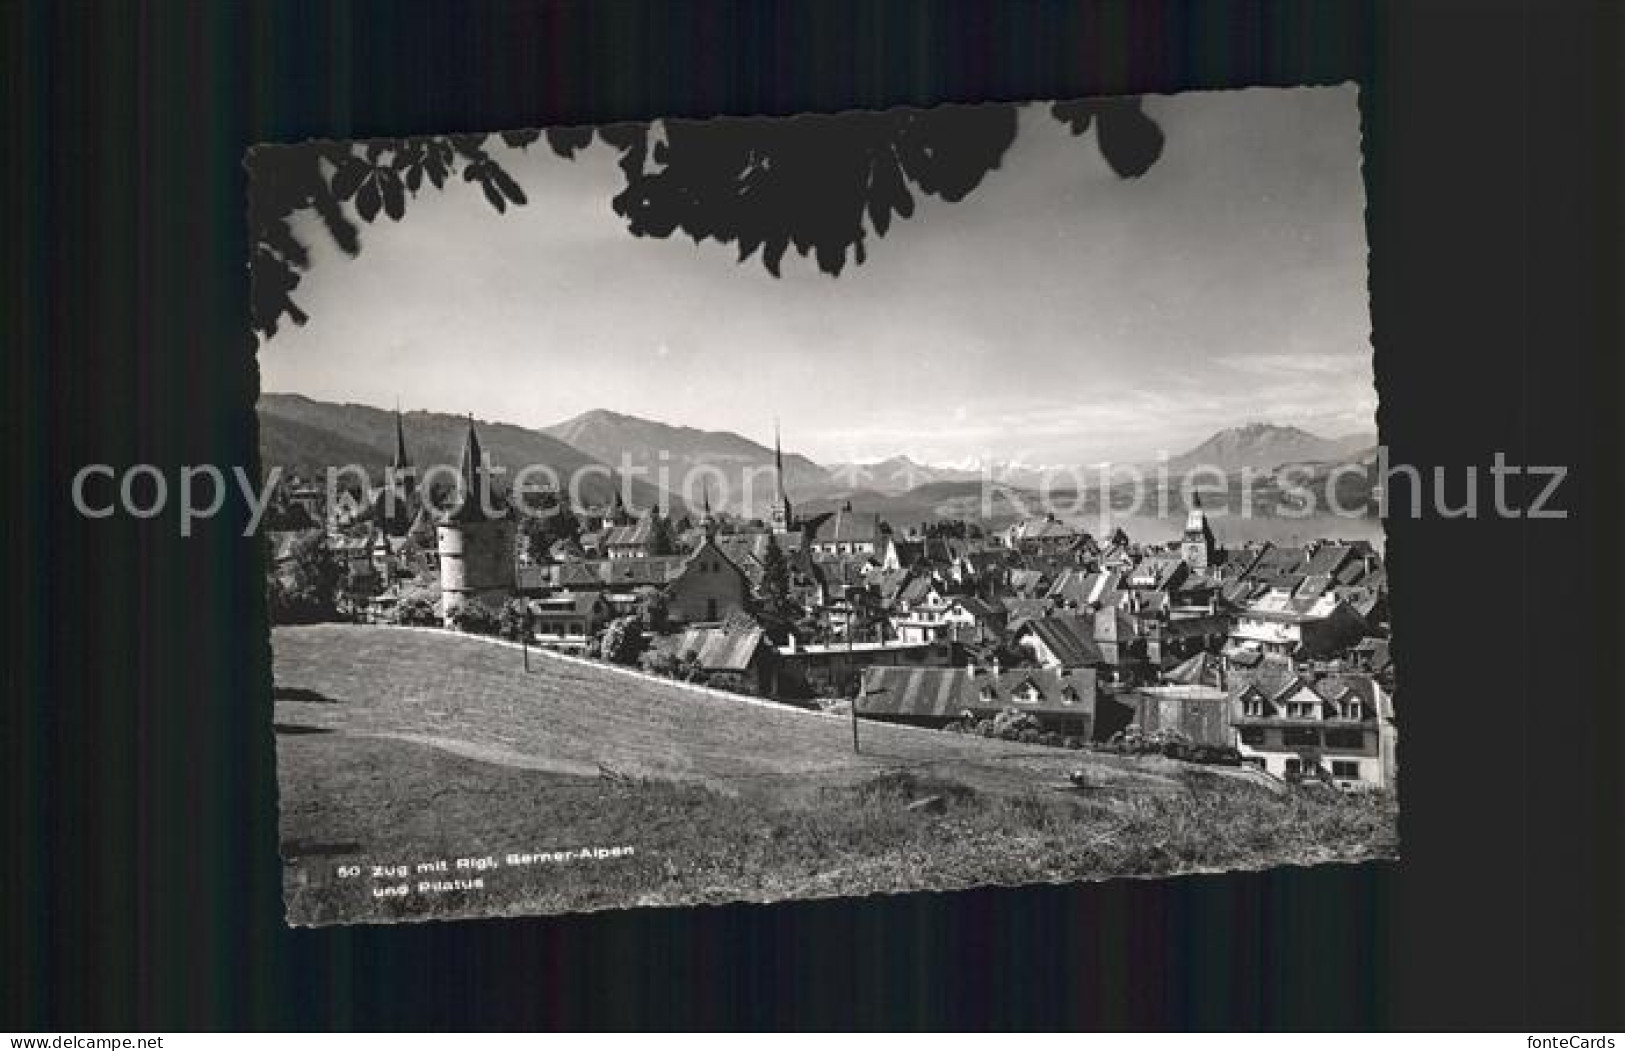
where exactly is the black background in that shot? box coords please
[4,0,1622,1031]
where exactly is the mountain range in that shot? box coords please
[1165,422,1375,474]
[542,408,826,513]
[820,455,986,494]
[260,395,1376,522]
[257,394,674,510]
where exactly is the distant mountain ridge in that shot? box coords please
[257,394,676,510]
[542,407,830,515]
[822,455,986,494]
[1167,423,1376,474]
[260,396,1376,523]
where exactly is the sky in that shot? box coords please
[259,84,1376,467]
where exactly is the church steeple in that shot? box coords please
[389,400,415,496]
[1182,490,1217,572]
[771,418,794,534]
[447,414,499,523]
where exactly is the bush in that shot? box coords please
[992,707,1042,740]
[450,601,500,636]
[704,671,756,696]
[639,648,680,678]
[598,616,645,666]
[637,591,670,633]
[498,598,532,641]
[393,593,440,627]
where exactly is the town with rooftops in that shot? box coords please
[261,397,1397,794]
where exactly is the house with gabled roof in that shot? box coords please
[1228,669,1395,788]
[1047,568,1124,611]
[603,513,668,560]
[888,576,957,643]
[1000,596,1055,632]
[807,504,883,558]
[1012,614,1106,670]
[940,595,1006,641]
[525,591,612,646]
[1093,604,1150,682]
[1126,555,1189,593]
[665,623,779,695]
[1237,542,1311,589]
[1104,683,1233,749]
[1226,586,1368,660]
[857,665,1097,736]
[664,535,753,625]
[999,515,1089,556]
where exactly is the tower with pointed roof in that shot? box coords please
[388,401,415,498]
[1181,490,1218,573]
[698,479,717,534]
[769,419,795,535]
[364,403,421,537]
[436,417,517,623]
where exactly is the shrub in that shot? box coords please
[450,601,499,636]
[639,648,680,678]
[598,616,645,666]
[992,707,1042,739]
[498,598,532,641]
[704,671,756,696]
[637,591,670,633]
[393,593,440,627]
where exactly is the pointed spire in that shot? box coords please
[1185,488,1212,536]
[774,417,786,500]
[772,416,794,532]
[459,414,481,490]
[448,414,496,523]
[391,398,410,471]
[699,479,717,535]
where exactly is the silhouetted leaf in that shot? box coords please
[354,177,381,221]
[1096,100,1164,177]
[380,171,405,220]
[330,157,369,200]
[545,126,592,158]
[1050,99,1097,134]
[501,129,541,150]
[763,237,787,277]
[488,166,526,206]
[481,180,507,213]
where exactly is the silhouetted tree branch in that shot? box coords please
[249,99,1163,343]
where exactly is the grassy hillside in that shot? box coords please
[275,626,1398,924]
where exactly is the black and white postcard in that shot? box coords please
[250,85,1397,926]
